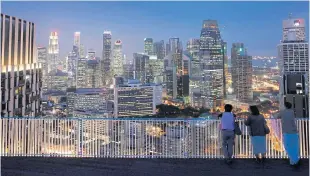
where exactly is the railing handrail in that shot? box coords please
[0,116,308,121]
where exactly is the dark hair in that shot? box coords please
[224,104,233,112]
[249,105,260,115]
[284,102,292,109]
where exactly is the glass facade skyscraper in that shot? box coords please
[199,20,224,110]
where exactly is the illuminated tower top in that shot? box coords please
[74,32,81,47]
[48,31,59,54]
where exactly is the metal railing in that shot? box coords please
[0,118,308,158]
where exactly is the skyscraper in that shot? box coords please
[1,14,42,117]
[144,38,153,55]
[37,47,48,92]
[187,39,201,107]
[80,44,85,58]
[153,40,165,60]
[149,55,164,84]
[86,59,101,88]
[222,41,228,98]
[77,58,88,88]
[169,38,180,54]
[133,53,150,84]
[101,31,112,86]
[231,43,253,102]
[48,31,60,72]
[112,40,124,77]
[164,49,190,99]
[66,46,78,88]
[199,20,224,110]
[278,17,309,117]
[87,49,96,60]
[74,32,81,54]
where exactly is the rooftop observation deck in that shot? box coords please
[2,157,309,176]
[1,117,309,175]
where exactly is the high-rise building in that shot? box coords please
[231,43,253,102]
[80,44,85,58]
[153,40,165,60]
[86,59,101,88]
[101,31,112,86]
[123,63,134,80]
[66,50,78,88]
[114,79,161,117]
[278,17,309,117]
[166,43,170,56]
[133,53,150,84]
[199,20,224,110]
[87,49,96,60]
[282,18,306,42]
[164,50,190,99]
[74,32,81,55]
[112,40,124,77]
[149,55,164,84]
[187,39,201,107]
[144,38,154,55]
[37,47,48,92]
[46,69,68,92]
[222,41,228,98]
[1,14,42,117]
[66,88,108,117]
[48,31,60,72]
[76,58,88,88]
[169,38,180,54]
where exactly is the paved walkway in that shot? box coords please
[1,157,308,176]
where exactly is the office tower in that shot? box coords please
[278,17,309,117]
[164,50,190,99]
[199,20,224,110]
[1,14,42,117]
[187,39,200,76]
[66,88,108,117]
[222,41,228,98]
[46,69,68,92]
[112,40,124,77]
[166,43,170,56]
[74,32,81,55]
[123,63,134,80]
[86,59,101,88]
[153,40,165,60]
[282,18,306,42]
[133,53,150,84]
[101,31,112,86]
[144,38,153,55]
[169,38,180,54]
[48,31,60,72]
[37,47,48,92]
[149,55,164,84]
[187,39,201,107]
[76,58,88,88]
[80,44,85,58]
[231,43,253,102]
[114,79,161,117]
[66,50,78,88]
[87,49,96,60]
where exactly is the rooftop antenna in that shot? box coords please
[288,13,293,19]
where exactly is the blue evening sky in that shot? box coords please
[2,1,309,60]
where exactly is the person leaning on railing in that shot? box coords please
[277,102,301,169]
[218,104,237,165]
[244,105,270,164]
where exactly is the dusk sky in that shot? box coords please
[2,1,309,60]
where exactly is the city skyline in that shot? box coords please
[2,1,309,60]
